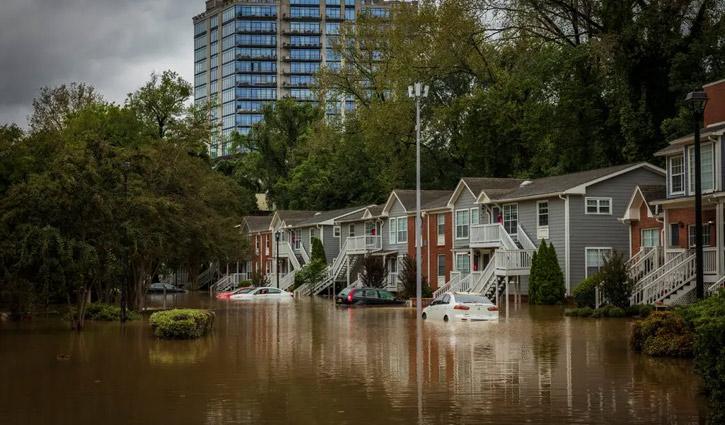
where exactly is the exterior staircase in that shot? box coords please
[212,272,247,293]
[629,250,696,306]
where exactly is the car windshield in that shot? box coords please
[378,291,395,300]
[337,288,351,297]
[455,294,492,304]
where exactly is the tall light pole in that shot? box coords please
[409,82,428,318]
[275,230,281,289]
[686,90,709,299]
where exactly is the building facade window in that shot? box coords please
[688,225,712,247]
[688,143,714,194]
[349,224,355,237]
[538,201,549,227]
[670,155,685,194]
[437,214,445,245]
[389,218,397,244]
[585,197,611,215]
[455,209,469,239]
[455,253,470,275]
[641,228,660,247]
[397,217,407,243]
[503,204,518,235]
[334,226,340,237]
[437,254,445,281]
[470,208,480,226]
[586,248,611,277]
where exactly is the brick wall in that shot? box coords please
[630,203,663,253]
[666,207,717,248]
[704,79,725,127]
[404,212,453,290]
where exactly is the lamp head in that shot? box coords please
[275,230,281,240]
[685,91,709,115]
[408,85,414,98]
[121,161,131,169]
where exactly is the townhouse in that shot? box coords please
[621,79,725,305]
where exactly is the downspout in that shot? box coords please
[559,194,571,295]
[425,212,430,286]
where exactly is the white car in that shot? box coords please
[422,292,499,322]
[229,287,294,301]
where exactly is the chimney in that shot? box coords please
[703,79,725,127]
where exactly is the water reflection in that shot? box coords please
[0,294,707,425]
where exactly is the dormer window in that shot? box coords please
[688,143,714,194]
[669,155,684,194]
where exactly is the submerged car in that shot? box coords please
[215,286,254,299]
[148,283,187,294]
[422,292,499,322]
[229,287,294,301]
[335,287,406,306]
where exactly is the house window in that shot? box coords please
[397,217,408,243]
[455,253,470,275]
[349,224,356,237]
[688,225,712,247]
[455,209,469,239]
[390,257,397,273]
[688,144,714,194]
[586,248,611,277]
[437,254,445,278]
[537,201,549,227]
[389,218,397,244]
[255,236,260,252]
[333,226,340,237]
[669,223,680,246]
[503,204,518,235]
[670,155,685,194]
[470,208,480,226]
[310,228,317,247]
[641,228,660,247]
[585,197,611,215]
[437,214,445,246]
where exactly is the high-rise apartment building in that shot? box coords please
[193,0,394,158]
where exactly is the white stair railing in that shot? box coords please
[285,242,302,271]
[628,247,663,283]
[469,257,498,293]
[707,274,725,296]
[300,243,310,264]
[632,253,696,305]
[433,272,461,298]
[212,273,245,292]
[279,270,297,290]
[499,225,518,250]
[516,224,537,250]
[630,250,688,300]
[495,249,535,271]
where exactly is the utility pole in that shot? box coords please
[409,82,428,318]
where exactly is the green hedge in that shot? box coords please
[572,273,600,308]
[565,304,644,319]
[630,311,694,357]
[66,303,141,322]
[149,309,215,339]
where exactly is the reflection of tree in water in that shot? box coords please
[530,306,563,408]
[149,337,214,365]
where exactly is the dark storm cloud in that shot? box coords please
[0,0,202,127]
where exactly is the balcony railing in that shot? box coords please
[470,223,517,249]
[495,249,535,272]
[347,235,382,254]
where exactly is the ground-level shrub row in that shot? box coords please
[565,304,651,318]
[149,309,215,339]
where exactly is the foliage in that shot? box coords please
[565,306,593,317]
[29,83,103,133]
[68,303,141,322]
[250,271,269,287]
[397,255,430,299]
[599,250,634,308]
[567,304,635,319]
[125,70,193,139]
[0,73,253,330]
[0,278,35,320]
[572,272,600,308]
[529,241,565,305]
[292,237,328,291]
[310,237,326,263]
[678,290,725,423]
[237,280,252,288]
[360,255,386,288]
[608,306,625,317]
[149,309,215,339]
[630,312,694,357]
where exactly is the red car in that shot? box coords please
[215,286,254,299]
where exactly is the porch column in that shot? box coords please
[718,202,724,277]
[663,208,669,262]
[346,256,350,286]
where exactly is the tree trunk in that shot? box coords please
[188,263,200,291]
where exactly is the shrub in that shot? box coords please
[567,306,593,317]
[360,255,386,288]
[250,271,269,287]
[529,241,565,305]
[0,278,34,320]
[572,272,600,308]
[630,312,693,357]
[599,250,634,308]
[237,280,252,288]
[397,255,429,299]
[608,306,625,317]
[680,291,725,422]
[66,303,141,322]
[149,309,215,339]
[591,308,604,318]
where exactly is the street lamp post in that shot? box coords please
[686,90,709,300]
[120,161,131,323]
[408,82,429,319]
[275,230,281,289]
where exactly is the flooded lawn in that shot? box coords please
[0,294,708,424]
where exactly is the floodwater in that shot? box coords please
[0,293,709,425]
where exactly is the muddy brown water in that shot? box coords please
[0,293,708,424]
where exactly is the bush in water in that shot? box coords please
[572,272,600,309]
[149,309,215,339]
[630,311,693,357]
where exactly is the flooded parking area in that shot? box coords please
[0,293,708,424]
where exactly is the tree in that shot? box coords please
[397,254,430,298]
[599,249,633,308]
[292,237,327,290]
[29,83,103,133]
[529,241,565,305]
[126,70,193,139]
[360,255,386,288]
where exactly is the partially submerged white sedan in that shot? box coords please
[229,287,294,301]
[422,292,499,322]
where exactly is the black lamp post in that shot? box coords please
[686,90,709,300]
[120,161,131,322]
[274,230,281,289]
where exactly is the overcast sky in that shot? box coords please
[0,0,202,127]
